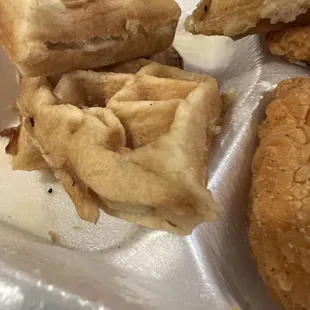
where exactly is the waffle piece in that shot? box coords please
[185,0,310,38]
[45,48,184,94]
[266,26,310,65]
[0,119,48,171]
[10,62,222,235]
[8,56,185,170]
[250,77,310,310]
[0,0,180,76]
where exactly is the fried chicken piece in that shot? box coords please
[11,61,222,235]
[250,77,310,310]
[185,0,310,38]
[267,26,310,65]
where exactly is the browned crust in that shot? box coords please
[238,10,310,38]
[185,0,310,39]
[250,77,310,310]
[266,25,310,63]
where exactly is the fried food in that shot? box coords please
[185,0,310,38]
[147,47,184,70]
[100,47,184,74]
[0,121,48,171]
[266,26,310,65]
[0,0,180,77]
[250,77,310,310]
[7,61,222,235]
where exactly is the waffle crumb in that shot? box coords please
[48,231,57,243]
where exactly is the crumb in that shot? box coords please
[48,231,57,243]
[73,226,82,230]
[217,89,238,126]
[48,188,53,194]
[221,89,237,113]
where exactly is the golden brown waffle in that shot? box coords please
[0,0,180,76]
[0,119,48,171]
[250,77,310,310]
[6,61,222,235]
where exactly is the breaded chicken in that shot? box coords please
[185,0,310,38]
[267,26,310,65]
[250,77,310,310]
